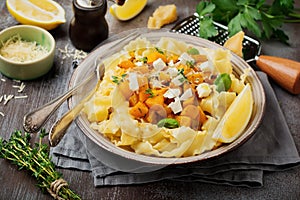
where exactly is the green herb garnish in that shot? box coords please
[0,130,80,200]
[155,47,164,54]
[157,118,179,129]
[214,73,232,92]
[186,60,195,68]
[145,88,155,98]
[178,68,188,82]
[187,48,200,55]
[196,0,300,44]
[139,57,148,63]
[112,73,127,85]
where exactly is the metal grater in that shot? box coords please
[170,13,262,64]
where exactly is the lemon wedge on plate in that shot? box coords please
[6,0,66,30]
[110,0,147,21]
[212,84,253,143]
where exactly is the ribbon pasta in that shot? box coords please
[83,37,249,158]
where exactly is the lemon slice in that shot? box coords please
[223,31,244,58]
[109,0,147,21]
[6,0,66,30]
[212,84,253,143]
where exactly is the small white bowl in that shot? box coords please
[0,25,55,80]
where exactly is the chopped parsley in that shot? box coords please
[112,73,127,85]
[186,60,195,68]
[145,88,154,98]
[155,47,164,54]
[139,57,148,63]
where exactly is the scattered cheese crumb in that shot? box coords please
[58,44,87,60]
[1,78,5,82]
[14,95,28,99]
[3,94,14,105]
[12,82,26,92]
[147,4,178,29]
[0,112,4,117]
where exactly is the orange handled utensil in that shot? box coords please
[171,14,300,94]
[256,55,300,94]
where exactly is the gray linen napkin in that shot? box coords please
[50,72,300,187]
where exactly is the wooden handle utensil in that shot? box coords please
[256,55,300,94]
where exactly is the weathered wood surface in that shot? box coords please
[0,0,299,199]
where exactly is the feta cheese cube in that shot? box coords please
[168,97,182,114]
[164,88,181,98]
[128,73,139,91]
[153,58,166,71]
[179,88,193,101]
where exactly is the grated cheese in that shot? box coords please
[58,44,87,60]
[0,77,28,118]
[0,34,49,63]
[12,82,26,93]
[3,94,14,105]
[14,95,28,99]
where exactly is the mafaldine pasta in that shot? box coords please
[83,37,251,158]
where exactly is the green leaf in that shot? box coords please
[199,17,218,39]
[256,0,266,9]
[212,0,239,11]
[214,73,232,92]
[197,2,215,16]
[247,6,262,20]
[187,48,199,55]
[157,118,179,129]
[240,10,262,38]
[228,14,243,36]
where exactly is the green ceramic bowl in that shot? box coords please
[0,25,55,80]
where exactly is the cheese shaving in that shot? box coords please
[14,95,28,99]
[58,44,87,60]
[0,34,49,63]
[0,112,4,117]
[3,94,14,105]
[12,82,26,93]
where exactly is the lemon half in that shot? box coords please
[6,0,66,30]
[212,84,253,143]
[110,0,147,21]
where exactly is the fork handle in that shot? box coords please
[256,55,300,94]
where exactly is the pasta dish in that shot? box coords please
[82,37,252,158]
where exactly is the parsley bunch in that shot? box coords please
[197,0,300,44]
[0,130,80,200]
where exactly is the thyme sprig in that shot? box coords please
[0,130,81,200]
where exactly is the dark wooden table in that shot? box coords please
[1,0,299,199]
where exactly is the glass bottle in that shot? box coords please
[69,0,109,52]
